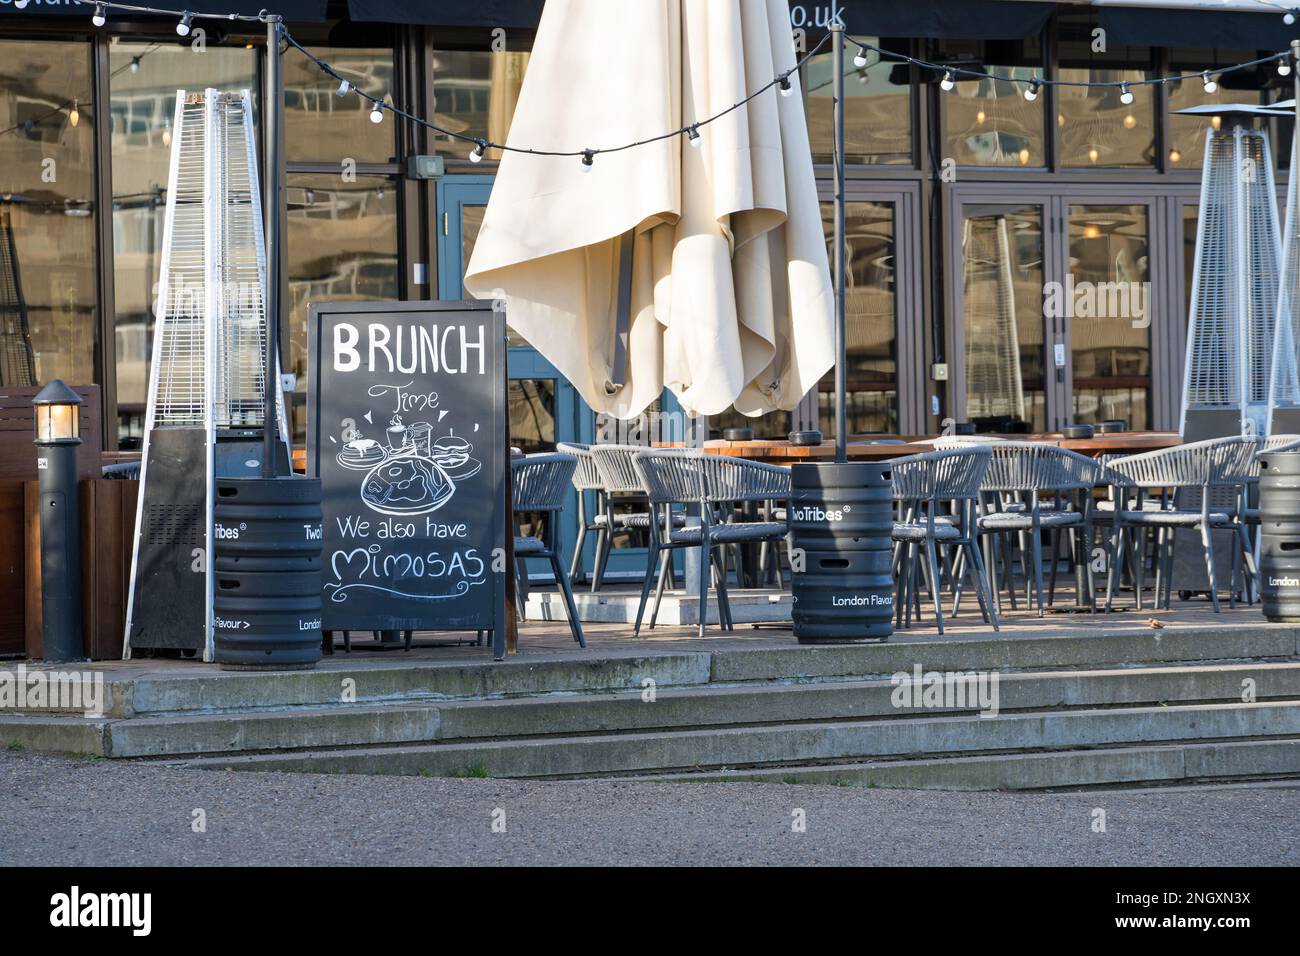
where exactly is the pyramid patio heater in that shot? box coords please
[1268,99,1300,433]
[124,89,291,660]
[1179,104,1292,441]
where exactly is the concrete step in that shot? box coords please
[13,661,1299,758]
[11,623,1294,719]
[177,700,1300,779]
[614,738,1300,791]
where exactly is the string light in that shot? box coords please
[469,139,486,163]
[14,0,29,8]
[1024,79,1040,102]
[581,149,595,172]
[1203,72,1218,94]
[1287,9,1298,26]
[176,12,192,37]
[940,71,955,92]
[68,101,80,128]
[129,56,141,74]
[336,79,350,97]
[1119,82,1134,105]
[368,101,383,124]
[92,3,107,27]
[853,47,868,69]
[1281,57,1293,77]
[778,74,794,97]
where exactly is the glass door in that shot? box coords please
[952,201,1055,432]
[1060,200,1153,431]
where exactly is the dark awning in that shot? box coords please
[345,0,543,28]
[0,1,328,21]
[1099,7,1300,50]
[344,0,1054,38]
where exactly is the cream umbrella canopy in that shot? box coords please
[464,0,835,420]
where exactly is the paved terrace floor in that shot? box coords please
[16,587,1284,675]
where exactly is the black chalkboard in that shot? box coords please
[307,301,506,656]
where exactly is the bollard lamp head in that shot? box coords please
[32,379,83,445]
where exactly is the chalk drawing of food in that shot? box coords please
[430,428,481,480]
[337,433,389,471]
[361,452,455,516]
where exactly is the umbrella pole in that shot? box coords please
[264,15,284,479]
[831,21,848,463]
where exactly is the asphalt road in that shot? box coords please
[1,751,1297,866]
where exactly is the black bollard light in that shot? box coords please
[32,380,85,661]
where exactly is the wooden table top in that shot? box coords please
[693,431,1183,464]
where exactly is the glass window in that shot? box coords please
[804,39,912,165]
[0,39,97,391]
[285,47,396,164]
[1056,18,1155,168]
[821,200,898,436]
[287,173,399,441]
[1068,205,1151,430]
[962,204,1044,433]
[109,40,257,448]
[1167,49,1265,169]
[430,49,531,162]
[941,38,1045,167]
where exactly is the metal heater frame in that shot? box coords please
[124,89,289,661]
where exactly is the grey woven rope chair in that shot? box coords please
[512,452,585,647]
[555,441,604,585]
[890,445,997,634]
[587,444,687,592]
[631,450,789,638]
[1104,436,1258,613]
[973,442,1100,616]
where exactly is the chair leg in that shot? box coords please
[569,513,588,584]
[550,553,585,647]
[1029,525,1045,617]
[968,540,1000,631]
[1046,529,1061,607]
[633,545,659,637]
[924,537,945,634]
[649,550,672,630]
[590,524,610,593]
[1237,522,1258,604]
[697,539,710,638]
[711,548,734,630]
[1200,522,1222,613]
[514,558,528,619]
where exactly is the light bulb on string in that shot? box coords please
[1123,113,1137,129]
[1119,82,1133,106]
[369,101,384,124]
[686,124,702,148]
[778,74,794,97]
[14,0,29,8]
[336,79,350,97]
[1202,72,1217,94]
[161,120,171,147]
[940,71,955,92]
[1169,147,1181,164]
[1287,9,1298,26]
[1281,57,1293,77]
[581,149,595,173]
[92,3,106,27]
[469,139,486,163]
[1024,79,1040,102]
[853,47,868,69]
[129,57,141,74]
[176,13,193,37]
[68,100,79,128]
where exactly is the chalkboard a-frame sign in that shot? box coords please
[308,300,507,658]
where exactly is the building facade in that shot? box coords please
[2,0,1298,459]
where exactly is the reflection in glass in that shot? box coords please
[430,50,531,162]
[285,47,395,164]
[0,39,97,394]
[1183,203,1198,322]
[1056,22,1155,168]
[1068,205,1150,429]
[941,38,1045,167]
[109,40,256,447]
[287,174,399,441]
[1167,49,1265,169]
[820,201,898,436]
[962,205,1043,433]
[804,40,911,165]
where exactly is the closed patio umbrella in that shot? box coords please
[464,0,834,420]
